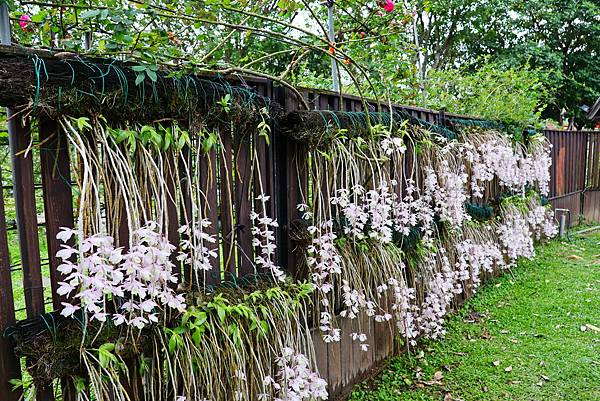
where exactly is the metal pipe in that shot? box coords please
[559,214,567,238]
[555,208,571,239]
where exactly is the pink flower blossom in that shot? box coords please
[382,0,394,13]
[19,15,31,30]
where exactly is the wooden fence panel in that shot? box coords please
[544,130,591,198]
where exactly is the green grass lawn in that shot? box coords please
[350,231,600,401]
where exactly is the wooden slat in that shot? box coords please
[219,130,236,275]
[567,133,573,193]
[556,138,565,196]
[253,127,276,268]
[592,134,599,188]
[348,314,363,386]
[589,134,597,188]
[339,318,354,389]
[594,135,600,188]
[234,135,254,277]
[583,191,600,223]
[274,87,308,276]
[199,146,221,285]
[327,327,342,398]
[7,115,45,317]
[39,119,75,309]
[311,329,329,391]
[580,132,589,190]
[164,154,180,280]
[0,142,21,401]
[179,146,193,285]
[359,309,374,376]
[374,294,392,363]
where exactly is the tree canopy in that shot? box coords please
[5,0,600,127]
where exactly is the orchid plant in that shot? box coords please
[32,114,556,401]
[299,125,556,356]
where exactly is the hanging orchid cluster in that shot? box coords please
[178,218,219,275]
[44,113,557,401]
[302,127,557,354]
[464,135,553,197]
[57,222,187,329]
[425,161,470,227]
[263,347,328,401]
[455,238,505,288]
[252,194,286,282]
[528,205,559,240]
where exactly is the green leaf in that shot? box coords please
[80,10,101,19]
[146,69,158,82]
[8,379,23,390]
[135,73,145,86]
[99,343,115,352]
[168,335,177,354]
[173,326,187,335]
[216,305,226,323]
[259,320,269,335]
[74,377,87,393]
[75,117,91,131]
[192,329,202,345]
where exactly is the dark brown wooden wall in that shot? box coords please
[544,130,600,225]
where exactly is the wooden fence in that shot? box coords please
[544,130,600,225]
[0,46,598,400]
[0,54,482,399]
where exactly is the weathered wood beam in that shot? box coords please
[0,45,273,123]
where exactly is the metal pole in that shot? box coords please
[408,1,426,108]
[84,31,91,50]
[0,2,11,45]
[0,3,19,205]
[556,208,570,238]
[326,0,340,93]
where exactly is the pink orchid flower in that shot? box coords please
[19,15,31,30]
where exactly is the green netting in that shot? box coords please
[450,117,505,130]
[282,109,457,146]
[466,202,494,221]
[28,55,276,125]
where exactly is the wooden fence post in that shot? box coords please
[8,113,54,400]
[0,133,21,401]
[198,144,221,285]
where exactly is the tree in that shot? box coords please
[412,0,600,126]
